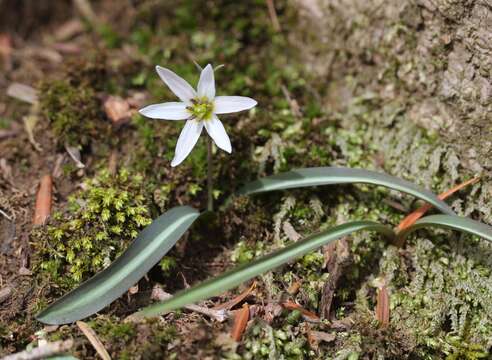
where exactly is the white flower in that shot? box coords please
[139,64,257,167]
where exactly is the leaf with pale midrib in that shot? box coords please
[136,220,395,318]
[36,206,200,325]
[236,167,456,216]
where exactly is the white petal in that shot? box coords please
[214,96,257,114]
[139,102,190,120]
[197,64,215,99]
[205,115,231,153]
[156,66,196,103]
[171,120,204,167]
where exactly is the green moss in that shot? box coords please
[91,318,136,341]
[39,79,103,146]
[33,168,151,290]
[231,240,266,264]
[159,256,177,275]
[241,322,312,360]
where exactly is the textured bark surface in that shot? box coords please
[293,0,491,173]
[291,1,492,355]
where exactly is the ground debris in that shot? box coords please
[76,320,112,360]
[6,83,38,104]
[213,281,256,311]
[150,285,230,322]
[3,339,74,360]
[231,303,250,342]
[320,237,351,319]
[103,96,133,125]
[33,175,52,226]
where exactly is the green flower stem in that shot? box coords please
[207,136,214,212]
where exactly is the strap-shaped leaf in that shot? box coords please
[136,221,395,318]
[236,167,455,215]
[398,214,492,243]
[36,206,200,325]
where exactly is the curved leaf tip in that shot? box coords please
[36,205,200,325]
[236,167,456,216]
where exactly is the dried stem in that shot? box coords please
[151,286,229,322]
[207,136,214,212]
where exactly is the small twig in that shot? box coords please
[3,339,74,360]
[213,281,256,310]
[395,176,480,246]
[76,321,111,360]
[206,137,214,212]
[282,300,320,323]
[266,0,281,32]
[151,286,229,322]
[0,207,13,221]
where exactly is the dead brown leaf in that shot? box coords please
[103,96,133,124]
[231,303,250,342]
[33,175,52,226]
[375,285,390,328]
[282,300,320,322]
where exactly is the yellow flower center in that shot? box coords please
[187,97,214,121]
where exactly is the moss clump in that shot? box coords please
[86,317,179,359]
[39,79,105,146]
[34,168,152,290]
[240,322,312,360]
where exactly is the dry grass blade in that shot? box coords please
[33,175,52,226]
[231,303,250,342]
[282,300,320,322]
[213,281,256,310]
[76,321,111,360]
[395,177,479,246]
[375,285,390,328]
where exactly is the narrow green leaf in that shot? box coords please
[136,221,394,318]
[36,206,200,325]
[398,214,492,243]
[236,167,455,216]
